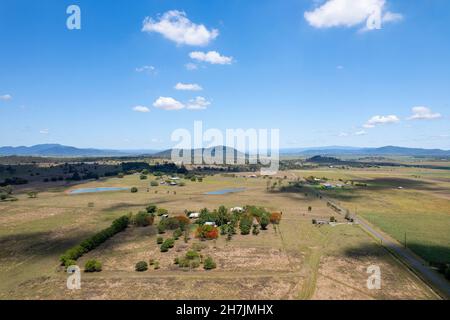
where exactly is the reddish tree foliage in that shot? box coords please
[270,212,282,224]
[196,225,219,240]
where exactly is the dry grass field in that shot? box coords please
[0,170,440,300]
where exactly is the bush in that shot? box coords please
[64,259,77,268]
[140,174,147,180]
[173,228,183,240]
[157,237,164,244]
[259,214,269,230]
[146,204,157,214]
[157,222,166,234]
[85,259,102,272]
[156,208,168,216]
[150,180,158,187]
[330,216,336,222]
[134,211,154,227]
[131,187,138,193]
[160,238,175,252]
[135,261,148,272]
[308,206,312,212]
[186,250,199,260]
[203,256,216,270]
[239,215,253,235]
[252,224,260,235]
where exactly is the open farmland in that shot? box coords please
[0,171,439,299]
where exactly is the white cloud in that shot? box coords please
[175,82,203,91]
[338,132,348,137]
[136,65,156,74]
[189,51,233,65]
[187,96,211,110]
[304,0,402,31]
[363,114,399,128]
[185,62,198,70]
[132,105,150,113]
[39,129,49,135]
[407,106,442,120]
[355,130,367,136]
[142,10,219,46]
[0,94,12,101]
[153,96,185,110]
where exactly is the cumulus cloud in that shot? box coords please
[187,96,211,110]
[0,94,12,101]
[355,130,367,136]
[304,0,403,31]
[407,106,442,120]
[363,115,399,128]
[142,10,219,46]
[189,51,233,65]
[132,105,150,113]
[39,129,49,135]
[153,96,185,110]
[136,65,156,74]
[175,82,203,91]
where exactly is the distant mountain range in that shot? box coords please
[0,144,449,157]
[0,144,158,157]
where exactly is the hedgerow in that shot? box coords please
[59,215,129,266]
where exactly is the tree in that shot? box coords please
[150,180,158,187]
[216,205,230,226]
[156,208,168,216]
[308,206,312,212]
[270,212,282,224]
[130,187,138,193]
[259,214,269,230]
[140,174,147,180]
[146,204,157,213]
[239,215,253,235]
[134,211,154,227]
[252,224,260,235]
[27,191,38,199]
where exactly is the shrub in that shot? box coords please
[154,261,160,269]
[178,181,186,187]
[130,187,138,193]
[239,215,253,235]
[330,216,336,222]
[135,261,148,272]
[308,206,312,212]
[173,228,183,240]
[203,256,216,270]
[157,222,166,234]
[270,212,282,224]
[186,250,199,260]
[252,224,260,235]
[64,259,77,268]
[146,204,157,213]
[156,208,168,216]
[160,238,175,252]
[140,174,147,180]
[134,211,154,227]
[157,237,164,244]
[191,260,200,268]
[150,180,158,187]
[85,259,102,272]
[259,214,269,230]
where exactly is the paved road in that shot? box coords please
[307,186,450,299]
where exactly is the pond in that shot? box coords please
[205,188,245,195]
[69,187,129,195]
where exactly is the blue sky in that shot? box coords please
[0,0,449,150]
